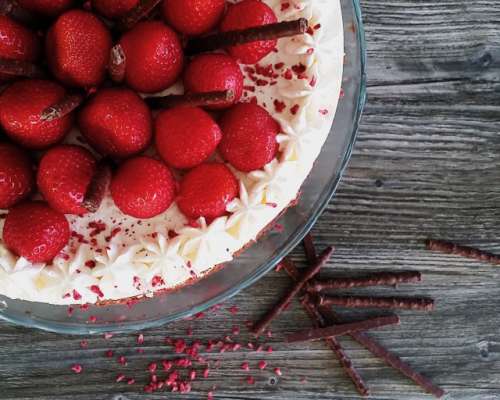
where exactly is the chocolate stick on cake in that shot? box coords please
[146,90,236,109]
[117,0,163,31]
[40,93,86,122]
[186,18,309,55]
[0,58,43,78]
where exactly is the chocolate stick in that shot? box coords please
[117,0,162,31]
[303,233,318,264]
[301,298,370,396]
[283,257,444,398]
[251,246,334,337]
[146,90,235,109]
[426,239,500,265]
[82,162,113,213]
[40,93,85,122]
[286,315,400,343]
[319,305,445,398]
[186,18,309,55]
[307,271,422,292]
[315,295,435,311]
[0,58,43,78]
[109,44,126,83]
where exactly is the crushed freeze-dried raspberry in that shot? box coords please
[67,306,74,316]
[203,368,210,378]
[290,104,300,115]
[137,333,144,344]
[127,378,135,385]
[267,345,273,353]
[258,360,267,370]
[85,260,96,268]
[319,109,329,115]
[105,350,114,358]
[273,99,286,113]
[162,360,173,371]
[189,370,196,380]
[80,340,88,348]
[246,375,256,385]
[274,367,283,376]
[241,361,250,371]
[116,373,125,382]
[88,221,107,236]
[118,355,127,365]
[88,315,97,323]
[90,285,104,298]
[71,364,83,374]
[148,362,157,373]
[281,2,290,11]
[72,289,82,301]
[227,305,239,315]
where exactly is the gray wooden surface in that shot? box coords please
[1,1,500,399]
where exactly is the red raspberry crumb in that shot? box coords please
[118,356,127,365]
[290,104,300,115]
[148,362,157,373]
[203,368,210,378]
[319,109,329,115]
[80,340,88,348]
[162,360,173,371]
[274,367,282,376]
[241,362,250,371]
[137,333,144,344]
[88,315,97,323]
[273,99,286,113]
[103,333,113,340]
[71,364,83,374]
[267,345,273,353]
[116,373,126,382]
[227,305,239,315]
[189,370,196,381]
[258,360,267,370]
[105,350,114,358]
[246,375,255,385]
[127,378,135,385]
[90,285,104,298]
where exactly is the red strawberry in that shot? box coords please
[110,156,176,219]
[119,21,183,93]
[155,106,222,170]
[219,102,279,172]
[0,79,74,149]
[37,145,97,215]
[0,143,34,209]
[3,201,70,263]
[46,10,112,88]
[220,0,278,64]
[78,88,152,158]
[183,54,243,109]
[17,0,74,16]
[91,0,139,19]
[162,0,225,36]
[177,163,239,220]
[0,15,41,82]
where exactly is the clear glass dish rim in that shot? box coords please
[0,0,367,334]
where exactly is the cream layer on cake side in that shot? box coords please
[0,0,344,305]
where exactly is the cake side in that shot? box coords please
[0,0,343,305]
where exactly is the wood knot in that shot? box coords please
[477,340,490,360]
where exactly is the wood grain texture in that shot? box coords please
[1,0,500,399]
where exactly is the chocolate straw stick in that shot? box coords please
[40,93,85,122]
[117,0,162,31]
[186,18,308,55]
[426,239,500,265]
[82,162,112,213]
[283,259,444,398]
[303,233,318,264]
[308,271,422,292]
[0,58,43,78]
[109,44,126,83]
[319,305,445,398]
[146,90,235,109]
[300,297,370,396]
[251,246,333,337]
[315,295,435,311]
[286,315,400,343]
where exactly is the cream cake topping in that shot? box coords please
[0,0,344,304]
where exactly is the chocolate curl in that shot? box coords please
[186,18,309,55]
[308,271,422,292]
[82,162,112,213]
[0,58,43,78]
[40,93,85,122]
[117,0,162,31]
[146,90,235,109]
[300,296,370,396]
[283,260,444,398]
[315,295,435,311]
[109,44,126,83]
[251,246,334,337]
[286,315,400,343]
[426,239,500,265]
[319,306,445,398]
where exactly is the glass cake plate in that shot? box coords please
[0,0,366,334]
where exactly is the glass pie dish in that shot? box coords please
[0,0,366,334]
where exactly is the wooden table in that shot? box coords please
[1,1,499,399]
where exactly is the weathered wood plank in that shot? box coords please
[0,0,500,399]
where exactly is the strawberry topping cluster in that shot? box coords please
[0,0,294,266]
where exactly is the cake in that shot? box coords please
[0,0,343,305]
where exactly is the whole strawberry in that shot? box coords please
[17,0,74,16]
[219,102,279,172]
[46,10,112,88]
[220,0,277,64]
[37,145,97,215]
[78,88,152,158]
[183,54,243,109]
[111,156,176,219]
[0,143,34,209]
[0,79,74,149]
[177,163,239,220]
[0,15,40,82]
[3,201,70,263]
[119,21,183,93]
[91,0,139,19]
[162,0,225,36]
[155,106,222,169]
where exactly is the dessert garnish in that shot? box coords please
[40,92,85,122]
[116,0,162,31]
[146,90,235,109]
[186,18,308,56]
[0,57,42,78]
[82,161,113,213]
[314,295,435,311]
[286,315,400,344]
[426,239,500,265]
